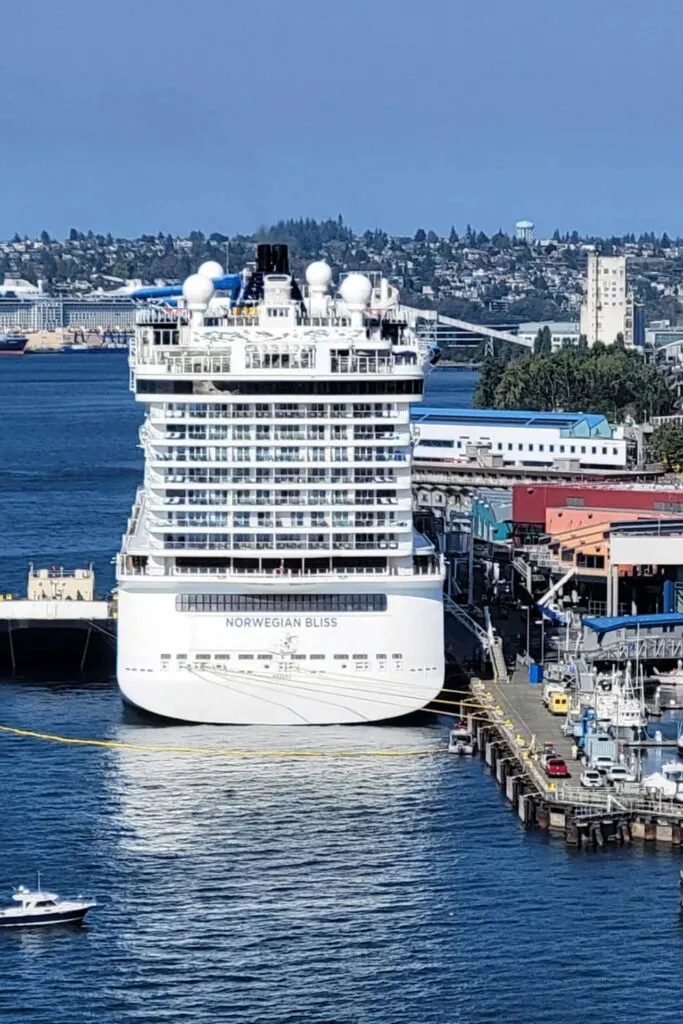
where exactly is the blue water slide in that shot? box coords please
[131,274,243,301]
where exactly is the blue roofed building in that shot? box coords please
[410,407,628,470]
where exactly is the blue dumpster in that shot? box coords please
[528,663,544,684]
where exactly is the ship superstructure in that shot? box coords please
[117,245,445,724]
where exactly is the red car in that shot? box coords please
[545,758,571,779]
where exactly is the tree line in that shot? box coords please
[473,344,673,423]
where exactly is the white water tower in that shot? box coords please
[515,220,534,243]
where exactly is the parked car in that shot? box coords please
[545,758,571,779]
[591,756,616,775]
[606,765,637,786]
[580,769,604,789]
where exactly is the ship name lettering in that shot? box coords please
[225,615,338,629]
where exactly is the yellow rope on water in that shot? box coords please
[0,724,445,759]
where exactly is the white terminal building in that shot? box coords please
[412,408,629,471]
[117,248,445,725]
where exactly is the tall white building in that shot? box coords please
[580,253,634,346]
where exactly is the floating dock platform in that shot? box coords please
[0,566,116,676]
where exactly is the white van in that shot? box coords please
[542,682,565,707]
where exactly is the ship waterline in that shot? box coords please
[117,248,445,723]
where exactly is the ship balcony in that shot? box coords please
[118,555,443,582]
[135,352,232,375]
[146,490,409,511]
[149,514,410,531]
[142,531,413,555]
[146,447,232,464]
[148,404,410,424]
[144,466,408,486]
[329,355,419,375]
[142,427,407,445]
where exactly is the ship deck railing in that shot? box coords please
[118,559,442,580]
[144,539,407,552]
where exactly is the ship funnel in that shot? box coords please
[272,244,290,275]
[257,244,273,275]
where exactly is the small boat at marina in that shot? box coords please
[0,880,96,928]
[448,719,476,755]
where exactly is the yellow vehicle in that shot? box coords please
[548,692,569,716]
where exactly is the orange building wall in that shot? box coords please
[545,507,672,575]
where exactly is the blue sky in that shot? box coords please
[1,0,680,238]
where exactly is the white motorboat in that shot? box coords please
[448,720,476,755]
[0,881,96,928]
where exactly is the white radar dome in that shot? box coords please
[305,261,333,290]
[197,260,224,280]
[340,273,372,308]
[182,273,215,306]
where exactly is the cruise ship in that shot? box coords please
[116,245,445,724]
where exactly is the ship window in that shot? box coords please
[160,653,171,660]
[238,654,254,660]
[257,654,272,660]
[215,654,230,660]
[333,654,349,660]
[352,654,368,659]
[310,654,325,660]
[376,653,387,660]
[176,594,387,612]
[392,653,403,660]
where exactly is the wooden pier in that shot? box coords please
[469,669,683,850]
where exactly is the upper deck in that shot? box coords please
[129,253,432,389]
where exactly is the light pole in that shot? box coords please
[521,604,531,657]
[540,615,545,664]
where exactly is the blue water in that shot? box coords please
[1,356,682,1024]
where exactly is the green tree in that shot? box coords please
[651,425,683,470]
[484,345,673,420]
[472,356,507,407]
[533,326,552,356]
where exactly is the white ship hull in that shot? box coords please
[117,578,445,725]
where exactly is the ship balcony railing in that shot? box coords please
[353,432,402,442]
[152,519,409,534]
[154,496,233,508]
[330,357,396,374]
[152,408,407,423]
[136,353,232,375]
[354,452,407,463]
[119,559,442,581]
[149,516,231,529]
[154,472,232,484]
